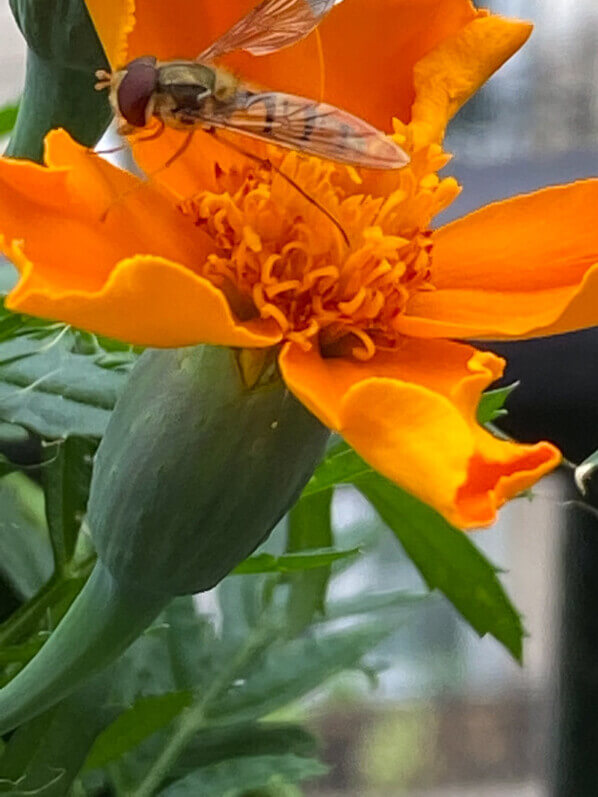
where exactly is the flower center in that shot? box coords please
[179,124,459,360]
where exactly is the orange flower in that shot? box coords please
[2,0,597,529]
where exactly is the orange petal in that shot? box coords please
[0,130,201,293]
[410,14,532,145]
[279,339,559,528]
[8,250,281,348]
[398,180,598,339]
[130,127,248,201]
[85,0,135,68]
[0,130,279,347]
[221,0,478,131]
[86,0,478,130]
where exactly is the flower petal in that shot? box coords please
[8,251,281,348]
[398,180,598,339]
[130,127,247,201]
[410,14,532,145]
[85,0,135,68]
[279,339,559,528]
[0,130,279,347]
[219,0,478,130]
[86,0,478,129]
[0,130,201,291]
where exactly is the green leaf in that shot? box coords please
[477,382,518,425]
[0,453,19,478]
[160,754,328,797]
[233,547,358,574]
[285,490,334,633]
[326,589,430,620]
[0,103,19,136]
[161,597,215,692]
[0,473,52,600]
[302,443,371,497]
[0,674,114,796]
[174,724,319,777]
[85,691,193,771]
[0,334,129,438]
[209,618,399,724]
[42,437,96,571]
[355,471,525,662]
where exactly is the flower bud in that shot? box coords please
[8,0,110,161]
[89,344,329,594]
[0,344,328,732]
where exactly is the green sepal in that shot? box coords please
[7,0,111,162]
[0,560,167,735]
[89,345,330,595]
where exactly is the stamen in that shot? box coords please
[182,126,452,361]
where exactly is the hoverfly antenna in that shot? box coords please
[208,130,350,248]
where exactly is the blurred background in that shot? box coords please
[1,0,598,794]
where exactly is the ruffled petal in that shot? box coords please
[279,339,559,528]
[410,14,532,145]
[1,130,279,347]
[0,130,202,292]
[397,180,598,339]
[7,251,281,348]
[86,0,478,129]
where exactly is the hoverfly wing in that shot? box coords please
[199,0,336,61]
[203,91,409,170]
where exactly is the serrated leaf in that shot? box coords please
[0,334,129,438]
[477,382,518,425]
[233,547,358,575]
[85,691,193,771]
[161,754,328,797]
[209,618,399,724]
[355,470,524,662]
[302,443,371,497]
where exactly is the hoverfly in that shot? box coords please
[95,0,409,171]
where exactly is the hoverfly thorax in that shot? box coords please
[151,62,236,129]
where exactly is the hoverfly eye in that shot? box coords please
[117,56,158,128]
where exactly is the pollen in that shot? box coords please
[180,122,460,360]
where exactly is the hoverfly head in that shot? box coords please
[108,56,159,130]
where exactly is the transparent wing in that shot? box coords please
[199,91,409,170]
[199,0,336,60]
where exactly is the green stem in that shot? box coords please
[0,560,168,734]
[0,573,77,647]
[130,623,275,797]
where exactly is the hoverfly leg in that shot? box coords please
[135,118,166,144]
[164,130,194,168]
[207,129,350,248]
[91,144,128,157]
[98,130,195,223]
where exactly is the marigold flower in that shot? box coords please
[1,0,597,528]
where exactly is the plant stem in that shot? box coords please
[130,623,275,797]
[0,551,95,647]
[0,573,78,647]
